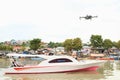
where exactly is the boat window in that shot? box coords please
[49,58,73,63]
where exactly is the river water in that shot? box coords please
[0,58,120,80]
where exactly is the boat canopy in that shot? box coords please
[6,53,72,60]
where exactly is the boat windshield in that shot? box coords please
[9,56,46,67]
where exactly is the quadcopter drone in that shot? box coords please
[79,15,98,20]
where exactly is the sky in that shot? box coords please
[0,0,120,43]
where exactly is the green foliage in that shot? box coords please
[63,38,82,52]
[103,39,113,49]
[0,45,13,51]
[90,35,103,48]
[0,42,4,45]
[73,38,82,51]
[48,42,55,48]
[63,39,73,52]
[48,41,63,48]
[55,42,63,47]
[113,41,118,48]
[21,42,26,47]
[117,40,120,49]
[114,40,120,49]
[0,42,13,51]
[112,41,120,49]
[30,38,41,51]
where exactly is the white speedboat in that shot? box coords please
[5,53,106,74]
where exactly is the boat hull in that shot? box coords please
[5,66,99,74]
[5,60,104,74]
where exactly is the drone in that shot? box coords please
[79,15,98,20]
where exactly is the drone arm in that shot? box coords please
[93,16,98,18]
[79,17,85,19]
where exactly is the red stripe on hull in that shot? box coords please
[14,66,52,71]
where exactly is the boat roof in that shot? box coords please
[6,53,73,60]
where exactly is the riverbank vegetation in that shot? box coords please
[0,34,120,54]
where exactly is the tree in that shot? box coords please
[72,38,82,51]
[30,38,41,51]
[63,39,73,52]
[117,40,120,49]
[21,42,26,47]
[113,41,118,48]
[48,42,55,48]
[48,42,63,48]
[113,40,120,49]
[103,39,113,49]
[90,35,103,48]
[63,37,82,52]
[55,42,63,47]
[0,45,13,51]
